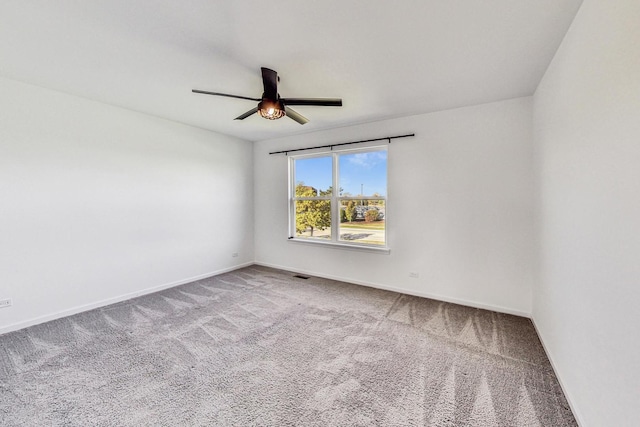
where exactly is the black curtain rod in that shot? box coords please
[268,133,415,155]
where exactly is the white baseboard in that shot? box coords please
[2,259,531,334]
[531,318,584,427]
[254,261,531,318]
[0,262,253,336]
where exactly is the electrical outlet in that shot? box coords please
[409,272,419,279]
[0,298,12,308]
[232,252,239,258]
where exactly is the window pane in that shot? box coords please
[339,199,385,246]
[294,156,332,196]
[338,151,387,197]
[294,200,332,240]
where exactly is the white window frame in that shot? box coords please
[288,145,389,252]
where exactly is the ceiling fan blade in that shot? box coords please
[234,107,259,120]
[261,67,278,99]
[192,89,260,102]
[284,106,309,125]
[281,98,342,107]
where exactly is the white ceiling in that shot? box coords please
[0,1,582,142]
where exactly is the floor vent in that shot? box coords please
[293,274,310,280]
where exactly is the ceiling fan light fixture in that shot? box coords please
[258,99,285,120]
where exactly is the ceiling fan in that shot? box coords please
[192,67,342,125]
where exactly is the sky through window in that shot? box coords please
[294,150,387,196]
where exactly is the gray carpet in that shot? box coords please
[0,266,576,426]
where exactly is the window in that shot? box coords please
[289,146,387,248]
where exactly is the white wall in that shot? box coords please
[0,77,254,333]
[255,97,535,316]
[532,0,640,425]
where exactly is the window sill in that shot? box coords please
[287,238,390,254]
